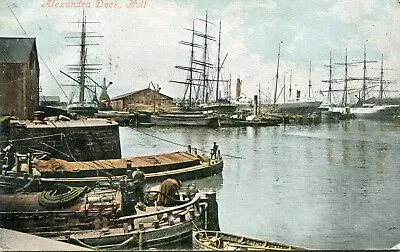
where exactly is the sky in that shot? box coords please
[1,0,400,105]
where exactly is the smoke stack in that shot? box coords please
[236,78,242,101]
[253,95,258,116]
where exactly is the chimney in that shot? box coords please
[253,95,258,116]
[236,78,242,101]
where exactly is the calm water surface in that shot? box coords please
[119,119,400,250]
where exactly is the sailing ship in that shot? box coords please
[170,11,236,115]
[319,51,354,122]
[61,11,103,116]
[320,47,399,120]
[268,43,322,114]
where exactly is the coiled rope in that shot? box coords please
[38,184,90,209]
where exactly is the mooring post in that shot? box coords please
[153,220,160,229]
[205,191,220,231]
[27,153,32,174]
[15,153,21,173]
[189,208,195,219]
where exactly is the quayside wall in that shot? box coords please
[2,118,121,161]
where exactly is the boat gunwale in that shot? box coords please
[193,230,309,251]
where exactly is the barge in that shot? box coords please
[0,180,220,250]
[0,144,223,193]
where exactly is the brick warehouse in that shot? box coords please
[0,37,40,120]
[110,88,173,112]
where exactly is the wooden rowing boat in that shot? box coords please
[192,230,309,251]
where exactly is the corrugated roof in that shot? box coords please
[111,88,173,101]
[0,37,36,63]
[40,96,60,102]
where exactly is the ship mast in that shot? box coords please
[170,20,203,108]
[308,61,312,99]
[172,13,229,106]
[197,10,215,103]
[216,20,221,101]
[289,69,292,99]
[283,73,286,103]
[61,10,102,106]
[350,44,378,105]
[332,48,351,107]
[379,54,384,100]
[78,13,87,105]
[344,49,348,106]
[327,53,333,104]
[273,41,283,104]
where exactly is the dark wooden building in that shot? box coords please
[0,37,40,120]
[110,88,173,112]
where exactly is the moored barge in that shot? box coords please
[0,179,220,250]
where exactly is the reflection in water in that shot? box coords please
[357,141,367,169]
[375,145,386,174]
[342,139,349,167]
[326,138,333,167]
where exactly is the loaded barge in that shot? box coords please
[0,143,223,192]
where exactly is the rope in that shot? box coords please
[14,176,40,193]
[38,185,90,208]
[0,133,65,143]
[60,133,76,161]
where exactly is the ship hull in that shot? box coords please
[267,100,323,114]
[350,105,400,120]
[150,113,220,127]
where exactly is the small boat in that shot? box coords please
[220,110,281,127]
[0,181,220,250]
[150,112,220,128]
[220,117,280,127]
[0,147,223,193]
[192,230,308,251]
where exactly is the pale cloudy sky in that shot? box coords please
[1,0,400,104]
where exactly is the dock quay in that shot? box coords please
[0,228,90,251]
[2,116,121,161]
